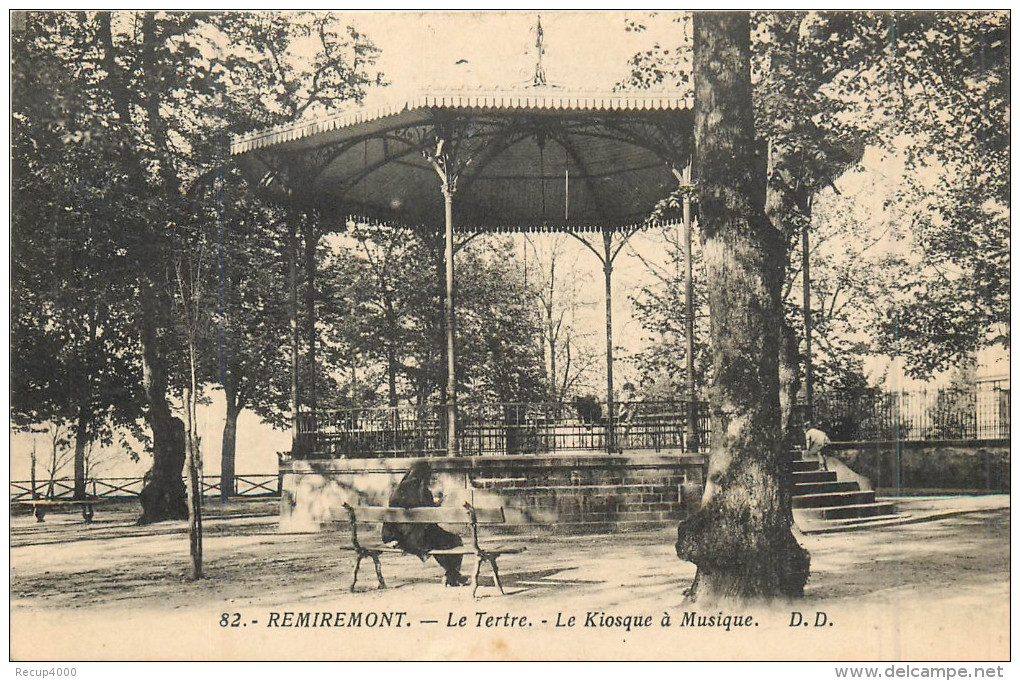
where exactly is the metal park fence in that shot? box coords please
[809,384,1010,443]
[9,473,280,503]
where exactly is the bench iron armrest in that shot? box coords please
[342,502,366,552]
[462,501,482,553]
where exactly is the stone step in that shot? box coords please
[792,490,876,509]
[490,483,667,495]
[796,501,897,521]
[790,450,900,529]
[792,459,822,472]
[471,477,529,489]
[793,481,859,496]
[792,470,838,484]
[616,500,682,514]
[805,514,904,530]
[470,472,681,488]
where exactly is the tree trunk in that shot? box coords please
[47,430,59,499]
[778,319,803,453]
[545,291,558,401]
[675,11,809,603]
[545,260,558,401]
[801,215,814,422]
[548,329,558,401]
[98,11,185,523]
[765,158,811,455]
[30,442,38,500]
[220,392,241,500]
[182,384,203,580]
[764,142,813,458]
[387,343,398,407]
[137,281,188,524]
[72,404,89,500]
[138,412,187,524]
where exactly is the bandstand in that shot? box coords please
[231,85,709,532]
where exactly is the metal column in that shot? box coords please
[442,185,458,456]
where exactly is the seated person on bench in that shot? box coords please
[381,461,470,587]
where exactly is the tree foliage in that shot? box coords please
[620,10,1009,390]
[10,11,386,512]
[873,12,1009,377]
[456,240,548,406]
[320,230,548,409]
[524,236,601,402]
[627,226,711,399]
[12,14,151,498]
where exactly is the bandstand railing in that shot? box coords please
[296,385,1009,460]
[296,400,710,459]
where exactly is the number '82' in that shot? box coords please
[220,613,242,627]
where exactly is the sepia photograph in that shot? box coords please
[8,9,1010,667]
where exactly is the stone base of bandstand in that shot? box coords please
[279,451,708,534]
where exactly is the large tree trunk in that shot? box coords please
[675,12,809,603]
[138,412,187,524]
[72,404,89,500]
[137,282,188,524]
[220,391,241,500]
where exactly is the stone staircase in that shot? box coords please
[792,456,899,531]
[454,452,898,534]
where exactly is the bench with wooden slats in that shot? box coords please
[340,501,526,598]
[18,498,106,524]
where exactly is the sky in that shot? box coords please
[346,11,681,95]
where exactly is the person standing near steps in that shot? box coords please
[803,422,833,471]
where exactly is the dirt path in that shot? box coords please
[10,496,1009,661]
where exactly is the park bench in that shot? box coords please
[340,501,526,598]
[18,498,105,523]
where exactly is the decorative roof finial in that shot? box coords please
[533,14,547,87]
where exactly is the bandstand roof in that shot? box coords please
[230,89,694,232]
